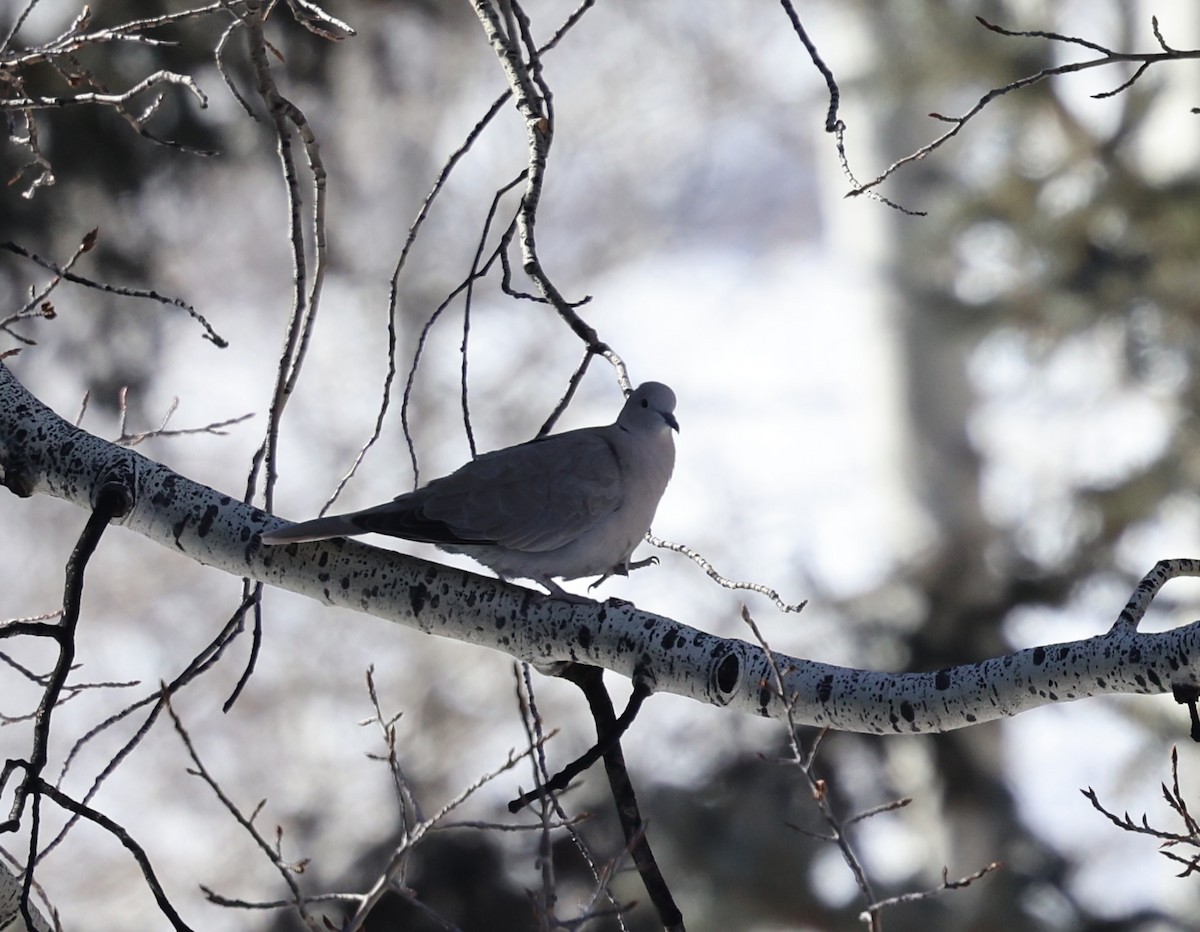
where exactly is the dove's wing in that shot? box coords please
[347,426,624,552]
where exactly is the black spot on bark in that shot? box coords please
[409,583,429,615]
[197,503,218,537]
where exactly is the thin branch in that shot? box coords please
[648,534,807,613]
[0,238,227,346]
[741,606,880,927]
[164,691,313,922]
[340,735,546,931]
[36,597,258,864]
[1083,746,1200,877]
[507,667,652,813]
[511,663,633,931]
[35,781,196,931]
[115,388,252,446]
[468,0,614,361]
[865,862,1003,914]
[397,202,517,487]
[777,0,840,133]
[850,16,1200,201]
[538,663,683,931]
[0,481,133,928]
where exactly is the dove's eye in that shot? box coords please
[640,399,648,408]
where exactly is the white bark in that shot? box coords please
[0,862,50,932]
[3,360,1200,734]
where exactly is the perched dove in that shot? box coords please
[261,382,678,599]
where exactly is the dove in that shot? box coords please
[260,382,678,600]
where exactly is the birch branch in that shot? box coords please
[3,359,1199,735]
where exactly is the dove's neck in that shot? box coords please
[623,427,675,506]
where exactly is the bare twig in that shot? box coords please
[341,732,547,931]
[865,862,1003,914]
[849,16,1200,201]
[35,781,195,931]
[648,534,807,613]
[361,665,424,836]
[0,482,137,928]
[468,0,615,361]
[0,237,227,346]
[114,388,253,447]
[511,664,635,931]
[244,0,331,522]
[397,193,519,487]
[741,608,880,927]
[165,692,314,922]
[743,606,998,929]
[1083,746,1200,877]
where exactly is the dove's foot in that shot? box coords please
[586,555,660,593]
[540,577,597,605]
[586,573,614,592]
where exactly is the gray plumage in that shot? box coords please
[261,382,678,598]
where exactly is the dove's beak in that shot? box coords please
[664,412,679,432]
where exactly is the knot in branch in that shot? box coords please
[92,458,136,519]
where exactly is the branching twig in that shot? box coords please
[741,607,880,926]
[468,0,615,362]
[0,481,138,928]
[849,15,1200,201]
[1083,746,1200,877]
[507,667,652,814]
[340,0,599,513]
[113,388,253,446]
[511,663,635,931]
[776,1,923,215]
[0,229,94,345]
[361,665,423,835]
[532,663,683,931]
[0,237,227,346]
[36,597,258,865]
[864,862,1003,914]
[341,732,547,931]
[164,691,313,922]
[34,781,195,931]
[743,605,1001,930]
[2,11,219,189]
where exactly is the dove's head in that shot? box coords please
[620,382,679,433]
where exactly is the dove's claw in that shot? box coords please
[587,574,613,592]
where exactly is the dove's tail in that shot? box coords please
[260,515,364,545]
